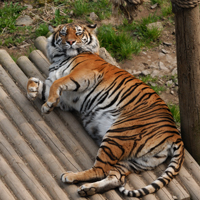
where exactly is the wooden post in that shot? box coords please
[172,1,200,163]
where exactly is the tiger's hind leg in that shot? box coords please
[77,162,131,196]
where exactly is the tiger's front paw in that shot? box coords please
[61,172,79,184]
[41,99,59,114]
[27,77,43,100]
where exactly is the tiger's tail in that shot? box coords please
[119,138,184,197]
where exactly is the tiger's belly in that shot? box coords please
[82,110,116,145]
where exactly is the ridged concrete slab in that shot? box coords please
[0,37,198,200]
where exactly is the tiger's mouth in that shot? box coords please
[66,48,79,57]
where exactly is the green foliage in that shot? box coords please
[168,104,180,124]
[0,2,26,32]
[161,3,172,16]
[73,0,89,17]
[35,23,49,37]
[71,0,112,20]
[2,36,25,46]
[139,74,158,83]
[119,14,162,51]
[51,9,73,26]
[150,0,162,5]
[139,75,165,94]
[98,25,142,60]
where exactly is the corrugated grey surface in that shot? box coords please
[0,37,200,200]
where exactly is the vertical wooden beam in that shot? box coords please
[173,4,200,163]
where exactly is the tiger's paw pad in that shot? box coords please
[61,172,78,184]
[78,184,97,196]
[27,77,43,100]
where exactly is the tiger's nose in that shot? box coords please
[67,40,76,45]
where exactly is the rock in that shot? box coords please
[158,52,166,58]
[151,70,161,77]
[163,41,172,46]
[151,3,158,9]
[146,22,163,31]
[126,69,133,74]
[70,10,74,15]
[171,90,174,95]
[132,70,142,76]
[141,70,151,76]
[24,4,33,10]
[149,82,156,87]
[99,47,120,68]
[158,61,170,72]
[172,68,177,76]
[158,79,164,85]
[16,15,33,26]
[166,80,173,87]
[161,49,169,54]
[89,12,98,21]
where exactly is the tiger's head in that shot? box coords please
[47,23,100,63]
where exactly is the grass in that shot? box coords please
[139,75,166,94]
[0,2,31,46]
[51,9,73,26]
[0,2,26,32]
[70,0,112,20]
[98,24,142,60]
[120,14,162,47]
[35,23,49,37]
[168,104,180,124]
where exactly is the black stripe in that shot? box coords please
[142,188,149,195]
[151,183,160,191]
[42,83,46,101]
[70,78,80,91]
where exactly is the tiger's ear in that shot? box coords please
[87,24,97,33]
[48,25,55,33]
[87,24,97,29]
[87,24,97,31]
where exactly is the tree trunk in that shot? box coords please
[174,5,200,163]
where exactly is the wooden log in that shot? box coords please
[173,3,200,163]
[0,154,34,200]
[127,174,158,200]
[0,130,51,200]
[17,55,45,80]
[141,171,174,200]
[177,166,200,200]
[0,51,95,170]
[154,163,190,200]
[34,36,48,57]
[29,50,50,75]
[184,149,200,184]
[0,108,70,200]
[0,177,16,200]
[0,87,81,173]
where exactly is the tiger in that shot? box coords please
[27,23,184,198]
